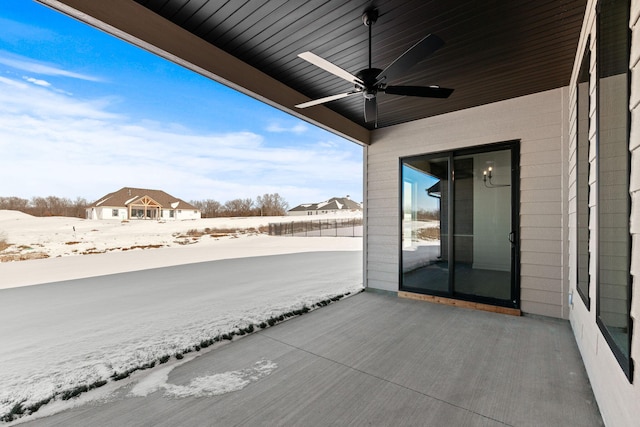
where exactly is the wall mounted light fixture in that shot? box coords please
[483,166,510,188]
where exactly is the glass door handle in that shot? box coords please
[508,231,515,245]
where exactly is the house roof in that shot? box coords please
[289,197,362,212]
[42,0,587,145]
[88,187,198,210]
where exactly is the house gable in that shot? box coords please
[129,195,161,208]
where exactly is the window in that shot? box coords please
[576,40,591,308]
[596,0,632,379]
[112,209,119,217]
[169,210,174,218]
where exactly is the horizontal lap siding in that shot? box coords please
[366,88,568,317]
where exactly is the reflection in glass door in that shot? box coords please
[401,143,518,308]
[402,157,449,293]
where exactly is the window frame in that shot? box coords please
[576,38,591,309]
[595,0,634,381]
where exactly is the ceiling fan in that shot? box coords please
[295,8,453,126]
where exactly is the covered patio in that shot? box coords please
[23,292,602,426]
[34,0,640,424]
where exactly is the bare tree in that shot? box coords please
[29,196,49,216]
[256,193,289,216]
[223,198,255,217]
[0,195,88,218]
[0,197,29,211]
[190,199,223,218]
[45,196,72,216]
[71,197,89,218]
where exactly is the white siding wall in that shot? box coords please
[287,211,311,216]
[89,206,126,220]
[175,209,201,220]
[366,88,570,318]
[567,0,640,425]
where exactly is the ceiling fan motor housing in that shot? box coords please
[355,68,383,99]
[362,8,379,26]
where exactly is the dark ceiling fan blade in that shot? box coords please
[295,91,359,108]
[298,52,364,85]
[375,34,444,85]
[384,85,453,98]
[364,97,377,124]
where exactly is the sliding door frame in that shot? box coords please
[399,140,520,309]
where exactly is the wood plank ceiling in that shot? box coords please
[134,0,586,130]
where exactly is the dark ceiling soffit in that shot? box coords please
[37,0,371,146]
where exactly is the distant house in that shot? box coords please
[86,187,201,220]
[288,196,362,216]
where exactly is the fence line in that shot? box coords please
[268,218,363,237]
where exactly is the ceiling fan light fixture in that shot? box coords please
[364,90,377,100]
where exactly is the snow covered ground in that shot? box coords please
[0,211,363,423]
[0,209,362,262]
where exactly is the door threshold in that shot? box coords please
[398,291,521,316]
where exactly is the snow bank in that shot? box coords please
[0,210,33,220]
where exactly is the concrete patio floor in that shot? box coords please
[22,291,603,426]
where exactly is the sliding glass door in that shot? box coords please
[402,156,450,293]
[401,142,519,308]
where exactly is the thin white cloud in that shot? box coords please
[23,76,51,87]
[0,75,362,206]
[0,51,101,82]
[266,122,308,134]
[317,140,340,148]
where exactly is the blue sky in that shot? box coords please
[0,1,363,207]
[402,164,440,213]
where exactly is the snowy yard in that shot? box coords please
[0,211,363,423]
[0,209,362,262]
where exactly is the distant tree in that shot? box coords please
[416,208,440,221]
[0,195,87,218]
[190,199,223,218]
[45,196,72,216]
[256,193,289,216]
[223,198,254,217]
[71,197,89,218]
[0,197,29,211]
[29,196,49,216]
